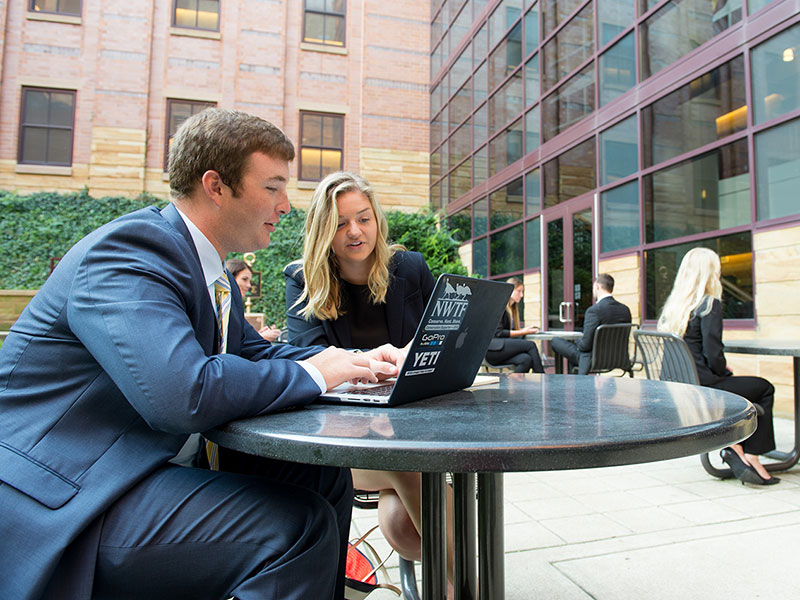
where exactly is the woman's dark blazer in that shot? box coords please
[487,310,513,352]
[284,251,436,348]
[683,297,731,386]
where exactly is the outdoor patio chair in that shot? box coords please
[480,358,515,373]
[585,323,637,377]
[633,329,741,479]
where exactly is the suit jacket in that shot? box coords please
[572,296,632,374]
[0,204,323,600]
[487,310,514,352]
[683,297,731,386]
[284,251,435,349]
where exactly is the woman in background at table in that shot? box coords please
[225,258,281,342]
[484,276,544,373]
[658,247,779,485]
[284,171,448,571]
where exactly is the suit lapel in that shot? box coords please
[160,203,219,355]
[385,260,405,346]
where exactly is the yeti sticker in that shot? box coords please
[404,350,442,376]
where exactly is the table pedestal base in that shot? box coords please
[422,472,505,600]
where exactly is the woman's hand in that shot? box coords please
[513,324,540,336]
[258,324,281,342]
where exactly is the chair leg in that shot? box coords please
[399,557,420,600]
[700,453,734,479]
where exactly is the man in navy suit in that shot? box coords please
[550,273,632,375]
[0,109,401,600]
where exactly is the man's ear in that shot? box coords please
[201,170,226,207]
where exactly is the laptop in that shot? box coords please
[319,274,513,406]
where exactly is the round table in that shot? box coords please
[206,374,755,600]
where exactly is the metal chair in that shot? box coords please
[353,491,420,600]
[480,358,515,373]
[633,330,731,478]
[585,323,637,377]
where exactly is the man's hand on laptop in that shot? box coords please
[306,347,399,391]
[363,344,405,381]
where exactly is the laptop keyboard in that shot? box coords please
[345,383,395,397]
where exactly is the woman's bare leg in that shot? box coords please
[352,469,454,579]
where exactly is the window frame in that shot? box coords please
[298,111,345,182]
[29,0,82,16]
[164,99,216,171]
[172,0,221,32]
[17,86,76,167]
[303,0,346,47]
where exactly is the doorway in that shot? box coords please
[542,198,594,332]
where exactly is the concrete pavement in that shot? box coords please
[352,416,800,599]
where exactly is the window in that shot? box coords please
[165,100,215,171]
[304,0,345,47]
[599,31,635,107]
[751,23,800,126]
[755,117,800,222]
[173,0,220,31]
[18,87,76,166]
[299,112,344,181]
[645,232,753,320]
[541,63,595,141]
[489,177,524,229]
[600,115,638,185]
[639,0,743,81]
[30,0,81,15]
[644,139,750,243]
[641,56,746,168]
[542,137,596,208]
[601,181,640,253]
[491,223,524,275]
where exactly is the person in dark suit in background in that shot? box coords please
[551,273,632,375]
[658,247,778,485]
[484,276,544,373]
[0,109,402,600]
[284,171,444,576]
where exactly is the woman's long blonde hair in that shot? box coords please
[505,276,523,330]
[291,171,400,321]
[657,247,722,336]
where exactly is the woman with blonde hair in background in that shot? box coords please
[484,276,544,372]
[284,171,454,575]
[658,247,778,485]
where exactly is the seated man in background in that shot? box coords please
[551,273,632,375]
[0,108,400,600]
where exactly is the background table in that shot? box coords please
[206,374,755,600]
[528,330,582,373]
[723,339,800,472]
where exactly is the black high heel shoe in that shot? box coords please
[720,448,764,485]
[754,470,781,486]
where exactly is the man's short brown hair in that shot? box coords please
[596,273,615,293]
[169,108,295,199]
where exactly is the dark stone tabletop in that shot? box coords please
[205,374,755,473]
[723,339,800,357]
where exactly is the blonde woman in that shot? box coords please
[485,276,544,372]
[658,247,778,485]
[284,171,442,566]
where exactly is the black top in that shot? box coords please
[340,281,389,349]
[684,297,731,386]
[284,251,436,349]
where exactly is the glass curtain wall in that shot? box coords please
[430,0,800,322]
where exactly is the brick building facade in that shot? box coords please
[0,0,431,211]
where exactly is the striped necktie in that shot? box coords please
[214,274,231,354]
[206,273,231,471]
